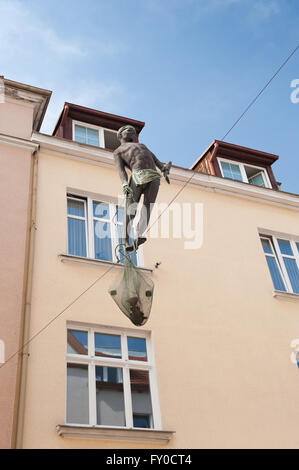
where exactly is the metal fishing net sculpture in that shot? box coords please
[109,245,154,327]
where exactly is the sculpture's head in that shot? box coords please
[117,125,137,142]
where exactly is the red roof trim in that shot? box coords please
[52,102,145,136]
[190,140,279,170]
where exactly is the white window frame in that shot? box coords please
[67,196,88,258]
[260,235,299,294]
[65,324,162,430]
[72,120,118,149]
[218,157,272,188]
[67,195,143,267]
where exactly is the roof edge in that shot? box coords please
[2,77,52,131]
[190,139,279,170]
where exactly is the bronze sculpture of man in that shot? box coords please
[113,125,171,252]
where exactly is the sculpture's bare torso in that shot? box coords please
[114,142,160,177]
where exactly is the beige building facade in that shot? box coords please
[1,78,299,448]
[0,78,51,448]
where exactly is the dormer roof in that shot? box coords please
[190,140,280,190]
[52,102,145,140]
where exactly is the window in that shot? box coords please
[66,326,161,429]
[74,124,99,147]
[73,121,119,151]
[260,236,299,294]
[67,195,138,266]
[218,158,271,188]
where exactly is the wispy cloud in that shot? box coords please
[0,0,129,134]
[41,79,127,134]
[252,0,280,21]
[0,0,86,57]
[144,0,242,16]
[143,0,280,25]
[0,0,124,61]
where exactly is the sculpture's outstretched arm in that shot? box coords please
[151,152,164,172]
[152,152,172,184]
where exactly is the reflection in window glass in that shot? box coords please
[278,239,293,256]
[220,161,243,182]
[130,369,153,428]
[67,198,85,217]
[93,201,110,219]
[95,333,122,359]
[116,206,124,223]
[248,172,265,187]
[74,125,86,144]
[96,366,125,426]
[67,330,88,355]
[117,225,137,266]
[284,258,299,294]
[261,238,272,254]
[86,127,99,146]
[74,125,99,147]
[127,337,147,361]
[265,256,286,292]
[133,414,151,428]
[94,220,112,261]
[67,218,86,257]
[67,364,89,424]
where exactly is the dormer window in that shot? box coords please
[190,141,279,190]
[74,123,99,146]
[73,121,119,151]
[52,103,145,151]
[218,158,271,188]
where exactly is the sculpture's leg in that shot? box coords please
[136,179,160,241]
[124,179,142,248]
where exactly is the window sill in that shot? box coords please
[273,290,299,302]
[58,253,153,273]
[56,425,175,444]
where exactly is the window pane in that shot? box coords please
[94,333,122,359]
[93,201,110,219]
[94,220,112,261]
[74,125,87,144]
[248,173,265,187]
[104,129,119,151]
[278,239,293,256]
[87,127,99,147]
[133,414,151,428]
[67,364,89,424]
[265,255,286,292]
[96,366,125,426]
[67,198,85,217]
[68,218,87,257]
[67,330,88,355]
[116,225,125,264]
[117,225,137,266]
[261,238,273,254]
[130,369,153,428]
[221,161,243,182]
[127,337,147,361]
[284,258,299,294]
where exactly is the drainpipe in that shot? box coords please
[14,147,39,449]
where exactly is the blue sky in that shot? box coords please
[1,0,298,193]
